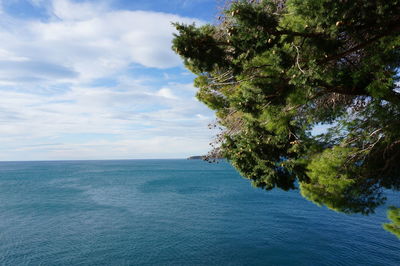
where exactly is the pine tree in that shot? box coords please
[172,0,400,236]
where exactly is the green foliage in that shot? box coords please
[383,206,400,239]
[300,146,384,214]
[172,0,400,237]
[172,23,228,73]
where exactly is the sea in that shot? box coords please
[0,159,398,265]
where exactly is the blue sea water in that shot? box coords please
[0,160,398,266]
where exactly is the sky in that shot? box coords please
[0,0,222,161]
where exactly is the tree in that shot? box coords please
[172,0,400,236]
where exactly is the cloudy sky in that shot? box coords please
[0,0,220,161]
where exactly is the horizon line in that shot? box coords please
[0,158,199,163]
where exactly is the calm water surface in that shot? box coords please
[0,160,398,265]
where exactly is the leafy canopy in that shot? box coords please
[172,0,400,235]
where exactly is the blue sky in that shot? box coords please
[0,0,220,160]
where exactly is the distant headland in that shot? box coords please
[187,156,205,160]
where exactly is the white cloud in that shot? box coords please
[30,5,202,77]
[0,80,215,160]
[155,88,178,99]
[0,49,29,62]
[51,0,108,21]
[0,0,204,83]
[0,0,214,160]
